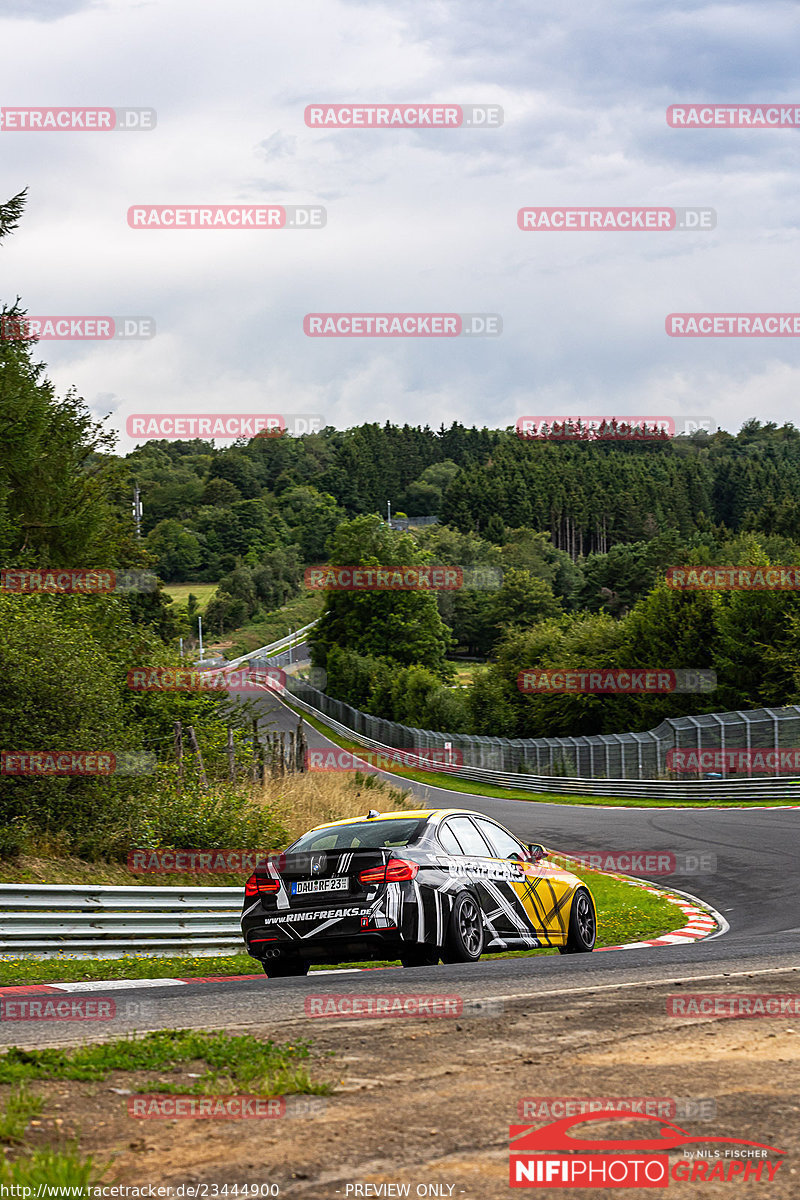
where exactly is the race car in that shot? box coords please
[241,807,596,976]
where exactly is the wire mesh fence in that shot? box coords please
[387,515,440,530]
[256,667,800,781]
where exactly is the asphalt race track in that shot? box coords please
[260,689,800,946]
[7,689,799,1050]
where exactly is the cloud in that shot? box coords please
[1,0,798,449]
[3,0,101,20]
[256,131,298,161]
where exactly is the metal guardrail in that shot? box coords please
[250,668,800,802]
[262,642,310,671]
[0,885,245,959]
[215,620,318,674]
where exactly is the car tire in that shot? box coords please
[400,945,440,968]
[560,887,596,953]
[262,957,310,977]
[441,891,485,963]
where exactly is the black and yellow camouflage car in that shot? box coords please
[242,808,596,976]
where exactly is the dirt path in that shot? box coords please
[14,972,800,1198]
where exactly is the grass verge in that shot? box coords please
[0,1146,102,1191]
[0,869,691,986]
[0,1030,329,1096]
[0,1031,330,1187]
[0,1088,43,1143]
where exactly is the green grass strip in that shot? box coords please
[0,1029,329,1096]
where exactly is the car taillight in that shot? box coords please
[358,858,419,884]
[245,873,280,896]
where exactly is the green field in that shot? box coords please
[224,593,323,658]
[160,587,322,658]
[162,582,218,613]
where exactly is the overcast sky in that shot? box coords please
[1,0,799,452]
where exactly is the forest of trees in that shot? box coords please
[119,415,800,583]
[0,193,284,858]
[112,419,800,740]
[308,517,800,738]
[7,183,800,814]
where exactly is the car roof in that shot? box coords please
[304,808,472,834]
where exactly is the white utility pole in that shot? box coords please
[132,482,142,538]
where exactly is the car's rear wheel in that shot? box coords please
[441,891,484,963]
[560,887,596,954]
[400,945,440,968]
[262,957,310,977]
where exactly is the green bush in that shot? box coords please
[129,784,288,852]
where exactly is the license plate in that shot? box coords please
[292,876,348,895]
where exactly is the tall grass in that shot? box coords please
[261,771,413,844]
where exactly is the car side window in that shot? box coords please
[447,816,494,858]
[474,818,529,860]
[437,822,465,856]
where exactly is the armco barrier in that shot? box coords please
[195,619,317,673]
[0,884,244,959]
[249,665,800,801]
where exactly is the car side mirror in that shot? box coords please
[528,843,547,863]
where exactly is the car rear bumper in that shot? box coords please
[244,929,405,964]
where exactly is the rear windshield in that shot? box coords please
[289,818,427,852]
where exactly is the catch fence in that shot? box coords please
[250,667,800,786]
